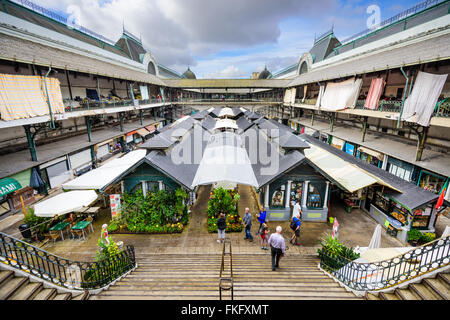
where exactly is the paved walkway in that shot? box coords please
[18,184,411,264]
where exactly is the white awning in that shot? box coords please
[304,144,398,193]
[218,107,234,118]
[62,150,146,191]
[191,132,258,188]
[34,190,98,217]
[213,118,238,130]
[358,146,384,160]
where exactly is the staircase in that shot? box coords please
[90,253,361,300]
[366,270,450,300]
[0,270,89,300]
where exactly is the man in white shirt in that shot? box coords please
[292,201,301,219]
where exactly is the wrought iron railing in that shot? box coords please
[0,232,136,290]
[219,237,233,300]
[318,235,450,292]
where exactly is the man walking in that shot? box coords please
[268,226,286,271]
[243,207,253,242]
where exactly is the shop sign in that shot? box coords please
[110,194,121,218]
[0,178,22,197]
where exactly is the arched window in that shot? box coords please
[299,61,308,75]
[148,62,156,75]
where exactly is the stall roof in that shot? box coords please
[191,132,258,188]
[213,118,238,130]
[34,190,98,217]
[301,134,439,210]
[62,150,146,191]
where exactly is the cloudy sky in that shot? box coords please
[28,0,420,78]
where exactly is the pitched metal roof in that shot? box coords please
[288,31,450,87]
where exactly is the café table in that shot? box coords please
[71,220,93,241]
[49,221,70,241]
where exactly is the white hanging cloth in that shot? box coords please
[401,71,448,127]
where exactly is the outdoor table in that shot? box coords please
[71,220,93,240]
[49,221,69,241]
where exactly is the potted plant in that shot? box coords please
[407,228,422,246]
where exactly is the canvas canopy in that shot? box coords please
[320,78,362,111]
[213,118,238,131]
[218,107,234,118]
[401,71,448,127]
[191,132,258,188]
[62,150,146,191]
[0,74,64,121]
[34,190,98,217]
[304,144,399,193]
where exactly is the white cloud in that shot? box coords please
[204,65,247,79]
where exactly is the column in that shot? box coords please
[382,154,388,170]
[285,180,292,208]
[142,181,147,197]
[264,185,270,208]
[302,181,309,208]
[139,109,143,126]
[323,181,330,209]
[120,181,124,194]
[85,116,92,142]
[119,113,124,132]
[24,125,37,162]
[158,180,163,191]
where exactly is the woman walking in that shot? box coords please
[260,221,269,250]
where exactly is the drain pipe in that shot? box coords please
[43,67,55,129]
[397,67,409,129]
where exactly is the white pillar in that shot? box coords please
[120,181,124,194]
[264,185,270,208]
[323,181,330,209]
[285,180,292,208]
[302,181,309,208]
[141,181,146,197]
[158,180,163,191]
[382,154,388,170]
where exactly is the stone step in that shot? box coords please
[410,283,443,300]
[394,288,422,300]
[0,277,28,300]
[32,288,57,300]
[0,270,14,286]
[71,291,90,300]
[438,273,450,286]
[52,292,72,300]
[365,293,381,300]
[8,281,42,300]
[423,278,449,300]
[379,292,400,300]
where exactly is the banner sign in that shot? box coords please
[110,194,121,218]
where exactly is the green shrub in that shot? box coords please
[407,228,422,242]
[317,235,360,271]
[420,232,436,244]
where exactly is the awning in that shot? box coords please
[126,130,137,136]
[136,128,150,137]
[62,150,146,191]
[145,125,156,133]
[213,119,238,130]
[358,146,384,160]
[218,107,234,118]
[304,144,399,193]
[34,190,98,217]
[0,178,22,197]
[191,132,258,188]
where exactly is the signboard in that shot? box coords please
[140,86,149,100]
[110,194,121,218]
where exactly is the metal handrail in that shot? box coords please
[0,232,136,290]
[219,237,233,300]
[318,235,450,292]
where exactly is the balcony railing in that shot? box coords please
[294,98,450,117]
[318,235,450,292]
[0,232,136,290]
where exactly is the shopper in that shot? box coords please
[216,212,226,243]
[242,208,253,242]
[256,210,267,236]
[268,226,286,271]
[290,213,301,246]
[260,221,269,250]
[292,200,302,219]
